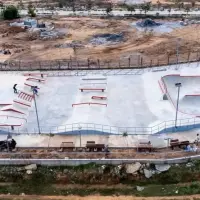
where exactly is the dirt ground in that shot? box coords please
[1,17,200,65]
[1,194,200,200]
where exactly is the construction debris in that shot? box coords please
[90,33,124,45]
[136,18,161,27]
[125,162,141,174]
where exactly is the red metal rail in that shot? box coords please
[26,77,45,82]
[24,83,40,89]
[13,100,31,107]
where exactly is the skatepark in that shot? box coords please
[0,62,200,140]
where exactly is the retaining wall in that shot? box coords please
[1,155,200,166]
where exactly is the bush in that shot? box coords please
[28,7,36,17]
[2,6,19,20]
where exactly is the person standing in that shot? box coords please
[32,86,39,96]
[13,84,17,93]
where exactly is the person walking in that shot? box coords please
[13,84,18,94]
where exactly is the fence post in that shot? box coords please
[58,60,61,70]
[138,55,140,66]
[187,51,190,62]
[119,60,121,68]
[128,57,131,68]
[197,51,199,61]
[18,60,21,70]
[108,61,110,68]
[140,57,143,67]
[70,56,72,69]
[39,61,41,70]
[87,58,90,68]
[167,54,170,65]
[97,59,100,68]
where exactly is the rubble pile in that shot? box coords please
[136,18,161,27]
[40,29,66,40]
[55,41,84,48]
[90,33,124,45]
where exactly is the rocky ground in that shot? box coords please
[0,161,200,197]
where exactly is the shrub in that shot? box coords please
[2,6,19,20]
[28,7,36,17]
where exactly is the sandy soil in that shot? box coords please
[1,194,200,200]
[1,17,200,65]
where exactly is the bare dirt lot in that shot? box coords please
[1,17,200,65]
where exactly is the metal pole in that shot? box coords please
[33,92,41,134]
[176,38,181,68]
[79,126,82,147]
[175,84,181,128]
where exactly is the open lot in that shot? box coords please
[0,17,199,66]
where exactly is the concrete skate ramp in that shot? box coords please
[162,74,200,116]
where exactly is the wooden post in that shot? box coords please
[97,59,100,68]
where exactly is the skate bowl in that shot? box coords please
[161,74,200,116]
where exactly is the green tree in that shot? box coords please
[28,3,36,17]
[157,0,161,10]
[2,6,19,20]
[168,7,171,16]
[106,3,113,15]
[58,0,65,8]
[126,4,136,14]
[191,1,195,7]
[0,1,4,8]
[86,0,92,15]
[141,2,151,15]
[185,6,190,14]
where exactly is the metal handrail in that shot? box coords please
[1,116,200,135]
